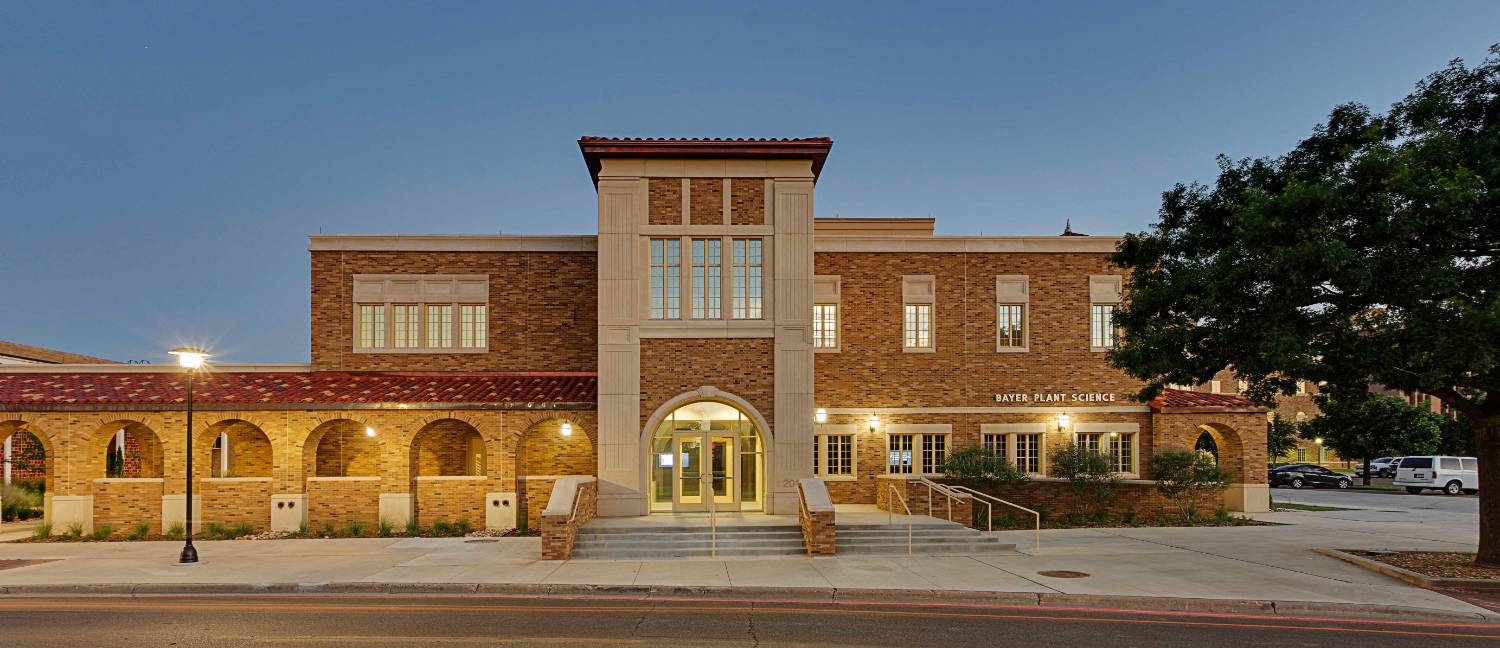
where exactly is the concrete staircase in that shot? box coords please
[569,517,1016,560]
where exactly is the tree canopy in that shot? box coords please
[1300,391,1444,480]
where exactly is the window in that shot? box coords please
[1077,433,1104,455]
[813,433,854,477]
[1295,448,1307,462]
[1109,433,1136,474]
[887,434,914,474]
[813,304,839,349]
[997,304,1025,348]
[351,275,488,353]
[1441,457,1461,471]
[995,275,1029,351]
[1090,304,1116,348]
[1013,434,1041,474]
[690,238,722,319]
[1210,380,1222,394]
[459,305,486,348]
[981,433,1006,463]
[650,238,682,319]
[904,305,932,349]
[358,304,386,348]
[426,305,453,348]
[731,238,763,319]
[887,432,947,474]
[393,304,420,348]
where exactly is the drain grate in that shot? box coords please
[1036,570,1090,578]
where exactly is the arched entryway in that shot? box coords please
[409,418,486,526]
[1,421,51,523]
[305,419,380,477]
[643,393,768,513]
[196,419,275,531]
[516,416,595,530]
[91,419,166,534]
[96,420,165,479]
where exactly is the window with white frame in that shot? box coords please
[887,425,949,474]
[650,238,682,319]
[813,431,854,478]
[1109,433,1136,474]
[426,304,453,348]
[980,424,1046,474]
[995,275,1029,351]
[690,238,722,319]
[902,275,935,351]
[459,304,486,348]
[1074,424,1139,475]
[1088,275,1122,351]
[813,304,839,349]
[731,238,763,319]
[1077,432,1105,455]
[981,433,1006,462]
[1013,433,1042,474]
[352,275,487,353]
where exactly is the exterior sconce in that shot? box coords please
[365,427,377,438]
[1314,437,1324,446]
[868,414,880,431]
[814,408,828,424]
[1108,431,1118,438]
[1057,413,1071,431]
[560,422,574,437]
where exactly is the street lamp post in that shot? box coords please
[170,347,209,564]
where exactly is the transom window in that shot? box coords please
[904,304,932,349]
[813,304,839,349]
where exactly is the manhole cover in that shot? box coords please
[464,539,499,544]
[0,559,57,571]
[1036,570,1090,579]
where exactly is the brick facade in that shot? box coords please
[309,250,596,372]
[414,477,486,526]
[729,178,765,225]
[639,337,775,433]
[200,478,273,530]
[92,479,163,534]
[306,478,381,530]
[648,178,682,225]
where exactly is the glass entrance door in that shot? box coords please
[672,433,739,512]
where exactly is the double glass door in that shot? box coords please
[673,433,738,511]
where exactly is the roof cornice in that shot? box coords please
[814,235,1123,254]
[578,137,833,185]
[309,235,597,253]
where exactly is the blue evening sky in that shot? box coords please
[3,2,1496,363]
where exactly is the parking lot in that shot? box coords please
[1272,480,1480,515]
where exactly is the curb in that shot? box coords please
[1316,548,1500,590]
[0,581,1493,621]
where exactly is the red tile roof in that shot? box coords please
[0,340,116,365]
[1148,388,1260,410]
[578,136,834,185]
[0,371,596,409]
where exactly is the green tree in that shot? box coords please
[1146,448,1231,521]
[1301,392,1444,485]
[1266,414,1300,463]
[1108,47,1500,562]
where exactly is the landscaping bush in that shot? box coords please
[88,524,114,541]
[32,523,52,539]
[126,521,149,541]
[344,521,365,537]
[377,518,393,538]
[938,446,1028,487]
[65,522,84,539]
[1048,443,1120,516]
[1,483,44,521]
[1145,448,1231,521]
[166,523,185,540]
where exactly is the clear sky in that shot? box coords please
[3,2,1497,364]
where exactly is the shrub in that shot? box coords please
[1,483,44,521]
[345,521,365,537]
[230,523,255,538]
[377,518,393,538]
[1048,443,1120,515]
[404,519,419,536]
[32,523,52,539]
[431,519,453,536]
[127,521,150,541]
[1213,506,1232,523]
[454,519,472,535]
[65,522,84,539]
[938,446,1029,487]
[1122,508,1139,526]
[1145,449,1231,521]
[88,524,114,541]
[166,523,185,540]
[321,522,335,538]
[201,522,229,540]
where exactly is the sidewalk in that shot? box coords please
[0,504,1491,620]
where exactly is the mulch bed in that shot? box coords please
[1359,551,1500,580]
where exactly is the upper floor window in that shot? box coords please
[1089,275,1123,351]
[902,275,935,352]
[731,238,763,319]
[995,275,1029,351]
[813,304,839,349]
[650,238,682,319]
[690,238,722,319]
[352,274,488,353]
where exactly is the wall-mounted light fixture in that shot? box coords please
[814,408,828,424]
[365,427,377,438]
[1057,413,1071,431]
[560,422,573,437]
[1314,437,1324,446]
[868,414,880,431]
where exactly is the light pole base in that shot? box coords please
[179,542,198,564]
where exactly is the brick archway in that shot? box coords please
[1,420,52,493]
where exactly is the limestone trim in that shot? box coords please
[639,321,775,339]
[92,477,163,484]
[309,235,597,252]
[306,476,380,482]
[813,423,859,481]
[640,225,774,236]
[815,236,1123,253]
[201,477,273,483]
[823,406,1151,414]
[415,475,486,481]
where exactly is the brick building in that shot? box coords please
[0,137,1269,538]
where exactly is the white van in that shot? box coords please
[1394,456,1479,495]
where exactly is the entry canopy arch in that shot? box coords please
[92,419,165,479]
[1,420,53,491]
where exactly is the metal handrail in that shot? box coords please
[703,473,717,558]
[887,485,912,555]
[916,477,962,523]
[945,483,1041,554]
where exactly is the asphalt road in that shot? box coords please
[1272,482,1480,514]
[0,594,1496,647]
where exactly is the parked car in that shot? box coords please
[1270,464,1353,490]
[1393,456,1479,495]
[1355,457,1400,478]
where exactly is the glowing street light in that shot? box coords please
[168,347,209,565]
